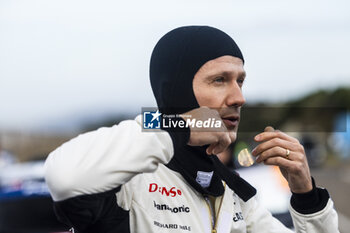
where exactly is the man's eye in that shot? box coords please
[237,78,245,85]
[213,77,225,83]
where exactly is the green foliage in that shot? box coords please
[240,87,350,133]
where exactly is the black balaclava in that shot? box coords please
[150,25,244,115]
[150,26,256,200]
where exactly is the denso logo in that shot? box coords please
[149,183,182,197]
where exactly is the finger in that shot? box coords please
[256,146,290,163]
[274,129,299,143]
[206,143,217,155]
[206,133,226,154]
[262,156,295,170]
[252,138,296,157]
[264,126,275,132]
[212,133,231,155]
[255,130,299,143]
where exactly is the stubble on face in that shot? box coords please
[192,56,246,138]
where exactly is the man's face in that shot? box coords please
[193,55,246,139]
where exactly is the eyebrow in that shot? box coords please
[222,71,246,79]
[202,67,246,82]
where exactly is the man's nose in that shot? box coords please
[226,84,245,107]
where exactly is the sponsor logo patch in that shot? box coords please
[153,201,190,213]
[195,171,213,188]
[233,212,244,222]
[149,183,182,197]
[154,221,191,231]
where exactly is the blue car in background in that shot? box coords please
[0,161,67,233]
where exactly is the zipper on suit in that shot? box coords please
[205,196,215,229]
[204,182,226,233]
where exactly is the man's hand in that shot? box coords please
[252,126,313,193]
[180,107,234,155]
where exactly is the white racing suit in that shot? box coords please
[44,115,339,233]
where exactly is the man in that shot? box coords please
[44,26,339,233]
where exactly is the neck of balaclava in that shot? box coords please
[166,144,225,197]
[162,117,257,200]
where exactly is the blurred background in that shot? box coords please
[0,0,349,232]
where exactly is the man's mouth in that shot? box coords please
[221,115,240,128]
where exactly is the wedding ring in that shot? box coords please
[285,149,290,159]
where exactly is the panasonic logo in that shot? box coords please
[153,201,190,213]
